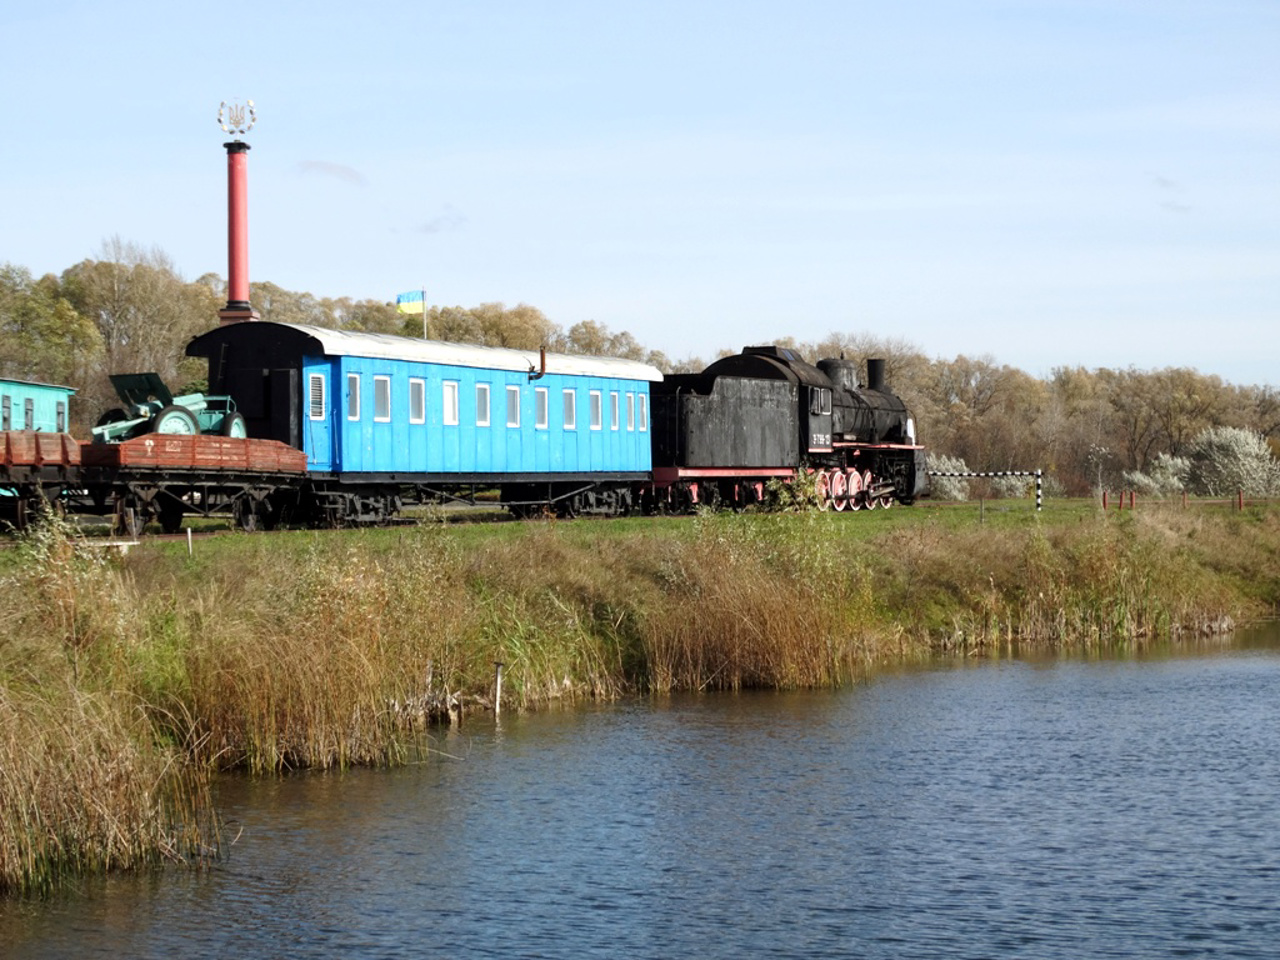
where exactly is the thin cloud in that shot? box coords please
[295,160,367,185]
[417,205,466,234]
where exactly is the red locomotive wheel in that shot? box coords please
[814,470,831,511]
[830,468,847,512]
[846,469,863,511]
[863,470,877,510]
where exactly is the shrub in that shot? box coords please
[1185,427,1280,497]
[1124,453,1190,497]
[925,453,971,501]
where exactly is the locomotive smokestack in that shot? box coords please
[867,358,886,393]
[215,100,260,324]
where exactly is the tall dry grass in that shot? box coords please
[2,502,1274,893]
[0,520,217,897]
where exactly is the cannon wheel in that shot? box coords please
[221,412,248,438]
[152,406,199,435]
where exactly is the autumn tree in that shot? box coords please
[59,238,219,413]
[0,263,103,391]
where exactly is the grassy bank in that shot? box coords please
[2,499,1278,894]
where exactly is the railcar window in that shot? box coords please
[308,374,326,420]
[374,376,391,422]
[536,388,548,429]
[590,391,603,430]
[443,381,459,426]
[476,383,491,427]
[563,389,576,430]
[639,394,648,432]
[2,396,10,430]
[626,393,635,431]
[610,391,619,430]
[56,401,66,432]
[507,385,520,427]
[409,379,425,424]
[809,388,832,416]
[23,399,33,430]
[347,374,361,421]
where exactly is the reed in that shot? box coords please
[2,501,1275,893]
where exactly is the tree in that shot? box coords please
[0,263,103,389]
[59,238,219,415]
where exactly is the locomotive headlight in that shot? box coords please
[906,417,916,443]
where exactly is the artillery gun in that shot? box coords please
[91,373,247,442]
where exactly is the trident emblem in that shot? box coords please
[218,99,257,136]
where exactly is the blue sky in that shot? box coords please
[2,1,1276,384]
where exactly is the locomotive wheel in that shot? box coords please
[863,470,878,510]
[151,405,199,435]
[221,412,248,438]
[830,469,847,512]
[814,470,831,511]
[846,469,863,511]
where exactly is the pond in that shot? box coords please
[6,623,1280,959]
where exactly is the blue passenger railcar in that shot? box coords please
[0,377,75,433]
[188,322,663,518]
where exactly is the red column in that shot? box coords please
[219,140,259,324]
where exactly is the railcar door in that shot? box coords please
[302,360,335,471]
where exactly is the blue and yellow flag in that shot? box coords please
[396,290,425,315]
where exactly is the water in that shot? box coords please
[6,625,1280,959]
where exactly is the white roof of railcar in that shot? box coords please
[276,322,665,382]
[0,377,76,393]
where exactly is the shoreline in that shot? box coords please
[3,499,1278,894]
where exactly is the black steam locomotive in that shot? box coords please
[650,346,926,511]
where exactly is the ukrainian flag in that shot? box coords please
[396,290,425,315]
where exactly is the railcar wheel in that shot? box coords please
[830,469,848,511]
[814,470,832,511]
[234,497,260,533]
[846,469,863,511]
[863,470,878,511]
[157,497,184,534]
[221,412,248,438]
[151,405,199,435]
[115,500,146,538]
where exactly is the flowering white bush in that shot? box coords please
[1184,427,1280,497]
[1123,453,1190,497]
[925,453,971,501]
[990,474,1034,499]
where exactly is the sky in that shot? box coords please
[1,0,1277,385]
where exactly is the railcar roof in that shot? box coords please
[0,376,76,393]
[191,321,665,382]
